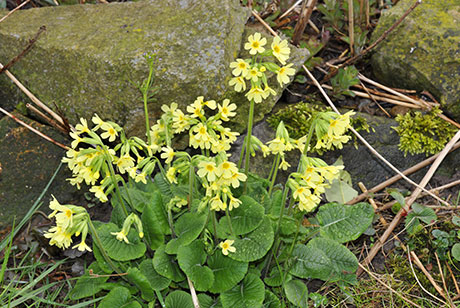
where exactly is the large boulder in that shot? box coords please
[0,0,308,136]
[371,0,460,119]
[0,112,78,229]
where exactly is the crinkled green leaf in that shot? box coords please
[165,290,194,308]
[229,216,274,262]
[139,259,171,291]
[165,211,207,254]
[220,273,265,308]
[97,223,146,261]
[98,286,134,308]
[198,294,222,308]
[177,240,214,291]
[153,245,185,282]
[317,202,374,243]
[452,216,460,227]
[290,238,357,281]
[284,279,308,308]
[452,243,460,261]
[70,262,108,300]
[405,203,437,235]
[268,190,283,216]
[142,191,168,249]
[219,195,264,235]
[262,290,281,308]
[153,173,173,202]
[126,267,155,301]
[264,267,291,287]
[207,252,248,293]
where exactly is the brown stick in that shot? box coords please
[292,0,318,46]
[0,26,46,74]
[0,0,31,24]
[358,130,460,275]
[435,252,456,308]
[26,103,68,134]
[410,251,448,302]
[446,261,460,296]
[251,10,278,37]
[348,141,460,205]
[0,107,69,150]
[357,80,391,117]
[323,0,421,82]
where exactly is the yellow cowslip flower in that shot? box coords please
[271,36,290,65]
[45,226,73,249]
[246,67,262,83]
[70,132,84,149]
[160,146,175,164]
[187,98,204,118]
[111,230,130,244]
[135,171,147,184]
[115,154,135,174]
[263,85,276,99]
[229,59,250,77]
[293,186,312,204]
[190,123,211,149]
[228,170,247,188]
[72,241,92,252]
[245,86,265,103]
[89,185,108,203]
[267,137,286,155]
[172,109,191,133]
[197,161,218,182]
[75,118,90,135]
[100,122,118,142]
[216,161,239,179]
[244,32,267,55]
[228,195,242,211]
[276,64,296,87]
[161,102,178,114]
[166,167,178,184]
[219,239,236,255]
[218,99,237,121]
[210,195,225,211]
[48,196,66,218]
[92,114,104,130]
[204,99,217,110]
[279,157,291,170]
[297,193,321,212]
[229,76,246,92]
[55,206,75,230]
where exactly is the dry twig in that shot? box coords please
[292,0,318,46]
[0,0,30,24]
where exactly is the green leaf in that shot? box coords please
[126,267,155,301]
[452,216,460,227]
[142,191,168,249]
[219,195,264,235]
[123,186,156,212]
[317,202,374,243]
[324,179,358,203]
[389,190,406,207]
[165,211,207,254]
[98,287,135,308]
[268,190,283,216]
[165,290,194,308]
[92,244,115,274]
[290,238,358,281]
[177,240,214,291]
[153,245,185,282]
[197,294,221,308]
[262,290,281,308]
[452,243,460,261]
[264,267,291,287]
[220,273,265,308]
[97,223,146,261]
[153,173,173,202]
[70,262,109,300]
[139,259,171,291]
[229,216,274,262]
[207,252,248,293]
[405,203,437,235]
[284,279,308,308]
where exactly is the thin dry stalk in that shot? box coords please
[0,0,30,23]
[352,84,419,103]
[308,20,320,34]
[0,63,66,128]
[358,263,423,308]
[347,0,354,56]
[252,10,278,36]
[359,130,460,275]
[321,84,421,109]
[0,107,69,150]
[278,0,303,20]
[408,250,447,305]
[435,252,456,307]
[292,0,318,46]
[187,276,200,308]
[365,0,370,28]
[348,141,460,205]
[304,64,450,207]
[357,80,391,117]
[446,261,460,296]
[26,103,68,134]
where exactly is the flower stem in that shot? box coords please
[104,147,129,217]
[243,99,255,193]
[188,163,194,211]
[143,67,154,145]
[225,207,235,237]
[268,154,281,196]
[237,139,245,169]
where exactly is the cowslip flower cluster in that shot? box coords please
[110,213,144,244]
[45,196,91,252]
[314,111,355,151]
[197,154,247,212]
[229,32,295,103]
[265,121,301,171]
[288,157,343,212]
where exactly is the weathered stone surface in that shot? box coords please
[231,110,460,190]
[371,0,460,119]
[0,1,307,138]
[0,0,249,135]
[0,112,77,229]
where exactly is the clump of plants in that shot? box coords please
[268,100,371,152]
[44,33,373,307]
[393,107,457,156]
